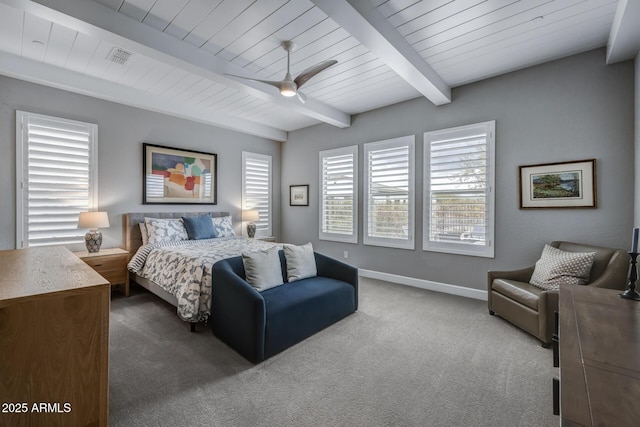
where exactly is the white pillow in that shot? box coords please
[242,247,283,291]
[212,215,236,237]
[144,217,188,244]
[139,222,149,245]
[529,244,596,291]
[283,242,317,282]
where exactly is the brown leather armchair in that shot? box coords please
[488,241,628,347]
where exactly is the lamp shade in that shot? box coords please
[78,211,110,229]
[243,209,260,222]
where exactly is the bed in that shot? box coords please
[124,211,278,331]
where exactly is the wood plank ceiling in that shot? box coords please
[0,0,629,142]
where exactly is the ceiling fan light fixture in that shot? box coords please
[280,80,297,97]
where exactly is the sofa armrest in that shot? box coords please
[588,251,629,290]
[538,289,559,344]
[211,260,266,363]
[314,252,359,310]
[487,266,535,311]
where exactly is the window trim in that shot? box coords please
[422,121,495,258]
[241,151,272,238]
[363,135,415,250]
[16,111,98,249]
[318,145,358,244]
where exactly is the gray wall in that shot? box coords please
[0,75,281,251]
[281,48,635,292]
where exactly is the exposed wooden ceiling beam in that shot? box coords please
[606,0,640,64]
[0,50,288,141]
[311,0,451,106]
[3,0,351,129]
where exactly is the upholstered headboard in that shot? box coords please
[124,211,230,255]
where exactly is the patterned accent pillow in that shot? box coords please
[139,222,148,245]
[212,215,235,237]
[144,217,188,244]
[529,244,596,291]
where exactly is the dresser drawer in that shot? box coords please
[83,255,127,271]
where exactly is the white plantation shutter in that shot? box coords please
[242,152,272,237]
[16,111,98,248]
[424,121,495,257]
[319,145,358,243]
[364,136,415,249]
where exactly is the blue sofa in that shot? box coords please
[211,250,358,363]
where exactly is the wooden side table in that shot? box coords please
[74,248,130,297]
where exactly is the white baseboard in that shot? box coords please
[358,269,487,301]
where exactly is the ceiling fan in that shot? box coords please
[226,41,337,104]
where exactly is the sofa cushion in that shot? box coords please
[242,247,283,291]
[492,278,543,311]
[530,244,596,290]
[261,276,355,358]
[283,242,317,282]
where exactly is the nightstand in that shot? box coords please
[74,248,130,296]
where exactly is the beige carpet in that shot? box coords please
[108,277,557,426]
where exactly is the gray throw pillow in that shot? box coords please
[529,244,596,291]
[283,242,317,282]
[242,247,283,291]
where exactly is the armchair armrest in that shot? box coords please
[538,289,559,344]
[211,261,266,363]
[587,250,629,290]
[487,266,535,311]
[314,252,358,310]
[488,266,535,285]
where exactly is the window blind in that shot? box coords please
[364,136,415,249]
[16,112,98,248]
[424,121,495,257]
[319,146,357,243]
[242,152,272,237]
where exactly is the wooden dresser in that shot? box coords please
[0,246,110,427]
[559,285,640,426]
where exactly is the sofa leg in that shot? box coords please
[541,341,550,348]
[190,323,196,333]
[489,310,495,315]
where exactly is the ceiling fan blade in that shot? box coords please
[224,74,286,90]
[294,60,337,89]
[296,91,307,104]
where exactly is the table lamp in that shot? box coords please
[78,211,110,253]
[243,209,260,238]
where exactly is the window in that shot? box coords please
[364,136,415,249]
[319,145,358,243]
[16,111,98,248]
[423,121,495,258]
[242,152,272,238]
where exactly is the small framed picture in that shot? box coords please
[519,159,596,209]
[290,185,309,206]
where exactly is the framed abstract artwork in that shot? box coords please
[290,184,309,206]
[519,159,596,209]
[143,143,217,204]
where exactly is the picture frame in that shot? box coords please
[290,184,309,206]
[143,143,217,204]
[519,159,596,209]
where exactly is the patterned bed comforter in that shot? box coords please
[128,236,278,322]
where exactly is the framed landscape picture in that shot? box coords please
[519,159,596,209]
[290,185,309,206]
[143,143,217,204]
